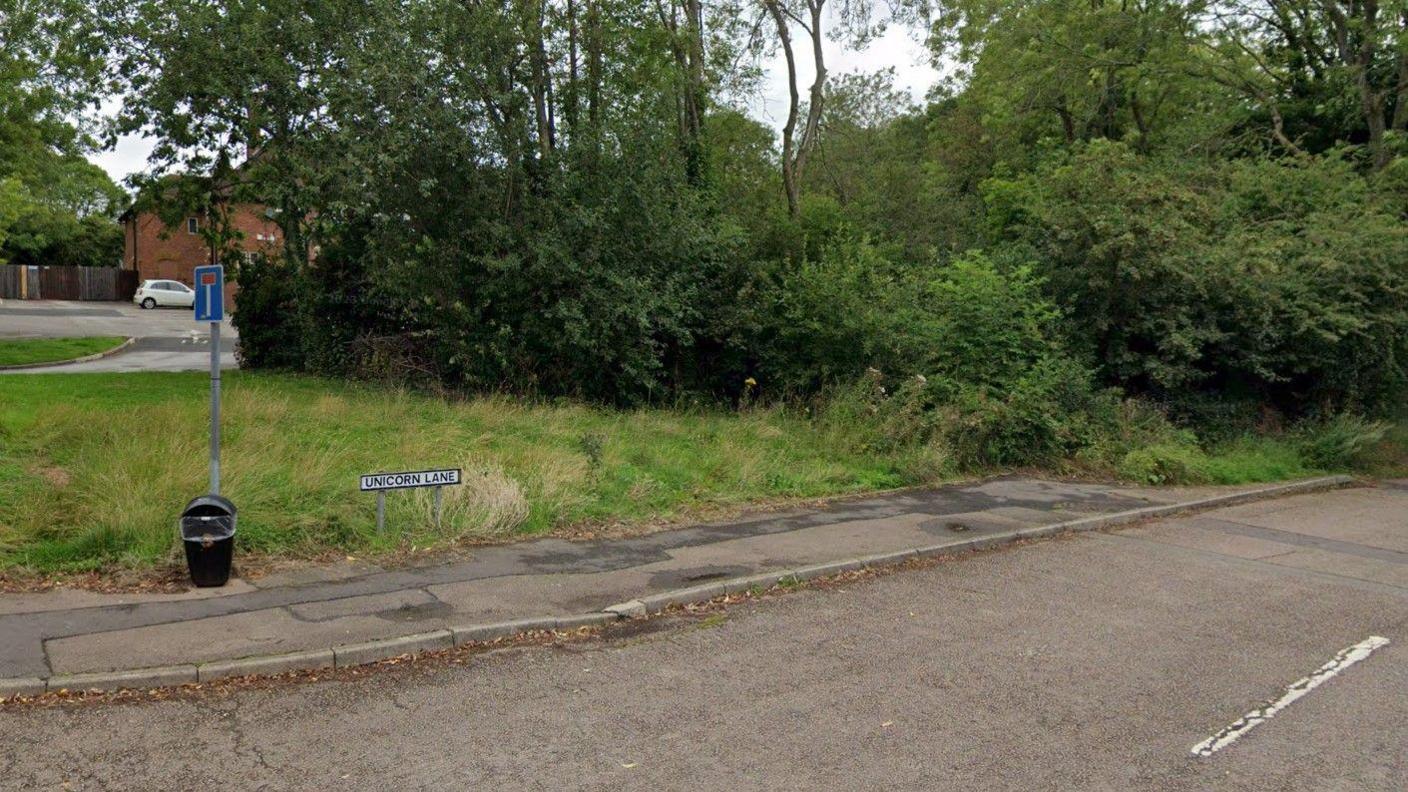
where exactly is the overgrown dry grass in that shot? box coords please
[0,372,911,574]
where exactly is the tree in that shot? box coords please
[0,0,124,266]
[106,0,381,267]
[985,141,1408,413]
[760,0,828,217]
[927,0,1226,160]
[1204,0,1408,169]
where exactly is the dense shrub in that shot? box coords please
[231,254,304,369]
[1117,443,1208,485]
[796,252,1136,469]
[1294,415,1389,469]
[984,142,1408,416]
[750,243,1064,395]
[103,0,1408,495]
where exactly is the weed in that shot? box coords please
[696,613,729,629]
[576,432,606,476]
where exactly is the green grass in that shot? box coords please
[1195,441,1317,483]
[1,371,1398,577]
[1355,416,1408,477]
[0,372,916,574]
[1111,416,1401,486]
[0,336,127,367]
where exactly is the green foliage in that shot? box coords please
[91,0,1408,489]
[1295,415,1389,469]
[930,0,1221,160]
[0,0,123,266]
[0,336,125,367]
[790,251,1124,469]
[986,142,1408,415]
[937,357,1113,468]
[230,254,304,369]
[749,243,1064,395]
[1117,443,1207,486]
[2,191,123,267]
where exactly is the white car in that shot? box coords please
[134,279,196,309]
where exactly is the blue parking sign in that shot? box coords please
[194,264,225,322]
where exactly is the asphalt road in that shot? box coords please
[2,486,1405,790]
[0,299,237,371]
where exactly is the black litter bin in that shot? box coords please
[180,495,237,587]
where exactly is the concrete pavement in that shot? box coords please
[1,480,1403,789]
[0,299,237,371]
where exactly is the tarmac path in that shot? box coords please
[3,483,1404,790]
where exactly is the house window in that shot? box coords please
[186,217,200,234]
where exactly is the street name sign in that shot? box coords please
[360,468,463,492]
[361,468,463,532]
[194,264,225,322]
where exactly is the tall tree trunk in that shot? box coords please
[682,0,707,185]
[529,0,555,160]
[763,0,826,219]
[1394,26,1408,131]
[566,0,581,135]
[793,0,826,186]
[1054,100,1076,143]
[658,0,708,184]
[1363,88,1390,168]
[763,0,800,217]
[587,0,603,131]
[1323,0,1392,168]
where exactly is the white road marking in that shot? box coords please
[1191,635,1390,757]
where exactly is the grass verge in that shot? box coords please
[0,337,127,367]
[0,371,1398,578]
[0,372,913,575]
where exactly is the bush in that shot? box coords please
[751,243,1064,396]
[817,351,1120,471]
[1295,415,1389,469]
[797,248,1138,470]
[984,143,1408,416]
[937,358,1113,468]
[231,254,304,369]
[1117,443,1208,485]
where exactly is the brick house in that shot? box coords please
[120,202,284,301]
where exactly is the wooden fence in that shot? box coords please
[0,265,138,301]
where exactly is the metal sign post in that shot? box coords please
[209,320,220,494]
[358,468,463,532]
[193,264,226,495]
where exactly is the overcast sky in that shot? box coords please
[88,26,939,184]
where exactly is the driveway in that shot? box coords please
[0,299,237,372]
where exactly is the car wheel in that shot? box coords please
[141,297,156,309]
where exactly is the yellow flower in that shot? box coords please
[744,377,757,388]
